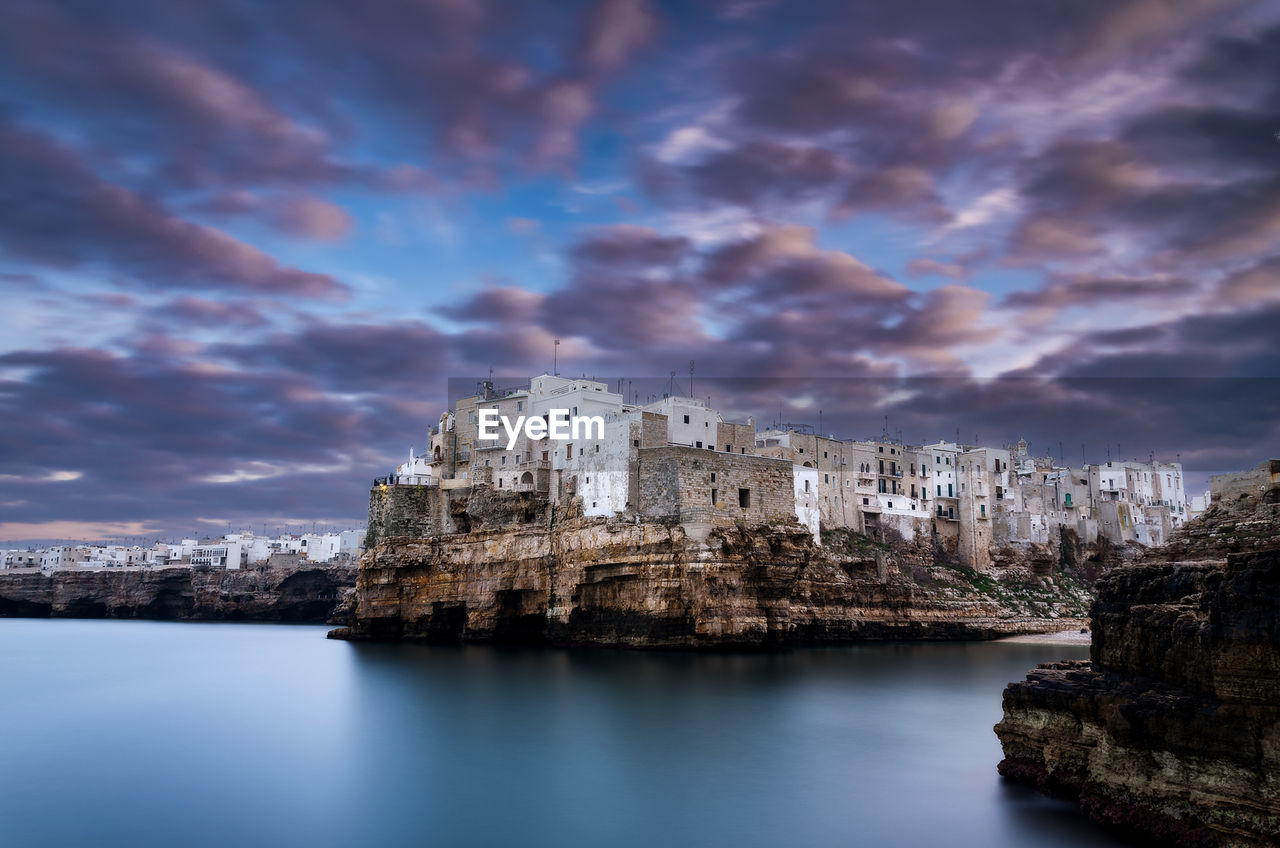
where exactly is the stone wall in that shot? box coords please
[716,421,756,455]
[637,446,796,526]
[366,484,451,547]
[640,411,667,448]
[1211,460,1280,502]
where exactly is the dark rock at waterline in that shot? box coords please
[0,565,356,624]
[995,486,1280,847]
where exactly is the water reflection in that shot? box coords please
[0,621,1126,848]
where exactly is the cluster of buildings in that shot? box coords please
[2,529,366,572]
[385,374,1195,570]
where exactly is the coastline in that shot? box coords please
[0,565,356,624]
[996,629,1091,645]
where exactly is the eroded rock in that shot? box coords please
[995,486,1280,847]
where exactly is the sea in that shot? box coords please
[0,619,1129,847]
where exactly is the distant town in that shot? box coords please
[2,528,366,572]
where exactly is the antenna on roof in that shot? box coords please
[553,338,560,376]
[689,360,695,397]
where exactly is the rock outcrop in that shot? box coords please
[995,485,1280,847]
[0,565,357,624]
[331,486,1096,647]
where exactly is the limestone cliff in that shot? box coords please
[332,485,1096,647]
[995,484,1280,847]
[0,565,357,623]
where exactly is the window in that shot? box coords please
[696,441,703,448]
[516,454,521,464]
[879,460,884,473]
[725,444,732,452]
[824,474,829,483]
[633,440,639,447]
[878,446,883,453]
[516,401,523,411]
[566,445,572,459]
[705,421,709,427]
[579,447,584,456]
[879,479,887,493]
[711,472,717,482]
[948,484,953,497]
[501,456,507,465]
[981,504,986,517]
[586,476,591,483]
[711,488,718,505]
[823,451,828,458]
[804,480,810,492]
[683,415,690,424]
[738,488,751,508]
[863,497,869,505]
[542,451,548,461]
[498,478,503,488]
[595,444,600,453]
[888,501,893,508]
[936,456,940,464]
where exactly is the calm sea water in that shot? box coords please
[0,620,1125,848]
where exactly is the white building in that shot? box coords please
[793,465,821,542]
[642,394,720,450]
[191,538,245,569]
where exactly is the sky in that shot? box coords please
[1,0,1278,544]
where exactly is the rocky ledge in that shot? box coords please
[0,565,357,624]
[330,488,1099,648]
[995,486,1280,847]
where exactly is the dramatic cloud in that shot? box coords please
[1004,273,1195,310]
[0,119,348,299]
[1,0,1277,541]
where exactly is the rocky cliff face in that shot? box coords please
[332,486,1097,647]
[995,486,1280,847]
[0,565,357,624]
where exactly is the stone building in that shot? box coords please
[382,375,1191,568]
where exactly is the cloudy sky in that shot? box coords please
[2,0,1278,543]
